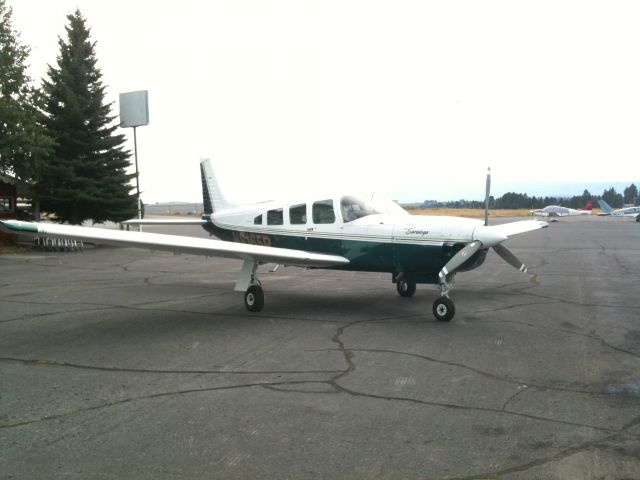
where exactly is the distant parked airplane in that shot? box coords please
[530,202,592,217]
[597,200,640,221]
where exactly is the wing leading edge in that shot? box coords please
[488,220,548,238]
[0,220,349,268]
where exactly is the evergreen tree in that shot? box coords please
[37,9,135,224]
[0,0,52,182]
[601,187,623,208]
[623,184,638,205]
[580,189,592,208]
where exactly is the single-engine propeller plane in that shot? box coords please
[0,160,548,321]
[597,199,640,221]
[530,202,592,217]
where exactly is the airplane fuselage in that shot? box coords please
[203,195,488,284]
[609,206,640,217]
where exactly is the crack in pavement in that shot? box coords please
[332,383,618,434]
[1,370,625,437]
[0,298,349,324]
[512,288,640,311]
[476,317,640,360]
[0,356,343,375]
[0,381,297,430]
[343,348,619,395]
[501,384,530,411]
[441,424,640,480]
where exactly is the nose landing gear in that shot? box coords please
[433,278,455,322]
[432,296,455,322]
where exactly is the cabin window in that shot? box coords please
[0,197,12,213]
[312,199,335,224]
[289,203,307,225]
[254,214,263,225]
[267,208,283,225]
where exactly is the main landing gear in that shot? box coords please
[244,283,264,312]
[396,279,416,297]
[237,259,265,312]
[395,275,456,322]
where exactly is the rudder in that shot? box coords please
[200,159,231,214]
[597,199,613,214]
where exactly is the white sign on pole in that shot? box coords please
[119,90,149,128]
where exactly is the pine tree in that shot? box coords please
[623,184,638,206]
[37,9,136,224]
[0,0,52,182]
[601,187,623,208]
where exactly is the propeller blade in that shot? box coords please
[492,244,528,273]
[439,241,482,282]
[484,167,491,226]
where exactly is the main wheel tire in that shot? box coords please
[432,296,455,322]
[396,280,417,297]
[244,284,264,312]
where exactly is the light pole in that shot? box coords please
[133,126,141,219]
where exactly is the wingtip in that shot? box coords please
[0,220,39,234]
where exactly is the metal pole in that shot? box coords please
[133,126,142,231]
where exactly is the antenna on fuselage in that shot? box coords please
[484,167,491,226]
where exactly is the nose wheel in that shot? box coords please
[432,279,455,321]
[432,296,455,322]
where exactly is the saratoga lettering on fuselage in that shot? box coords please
[405,228,430,236]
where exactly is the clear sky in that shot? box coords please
[8,0,640,203]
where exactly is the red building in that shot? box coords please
[0,175,18,243]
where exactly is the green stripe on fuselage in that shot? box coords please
[201,220,447,284]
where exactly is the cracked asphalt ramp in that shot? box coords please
[1,217,639,479]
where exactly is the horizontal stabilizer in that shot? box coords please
[122,218,208,226]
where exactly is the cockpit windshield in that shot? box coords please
[340,194,408,222]
[341,196,382,222]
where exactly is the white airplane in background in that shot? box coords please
[597,200,640,221]
[0,161,548,321]
[530,202,593,217]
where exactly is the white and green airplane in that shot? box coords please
[0,160,547,321]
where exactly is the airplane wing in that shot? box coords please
[0,220,349,268]
[489,220,548,238]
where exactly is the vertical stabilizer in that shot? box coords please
[597,199,613,214]
[200,159,231,214]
